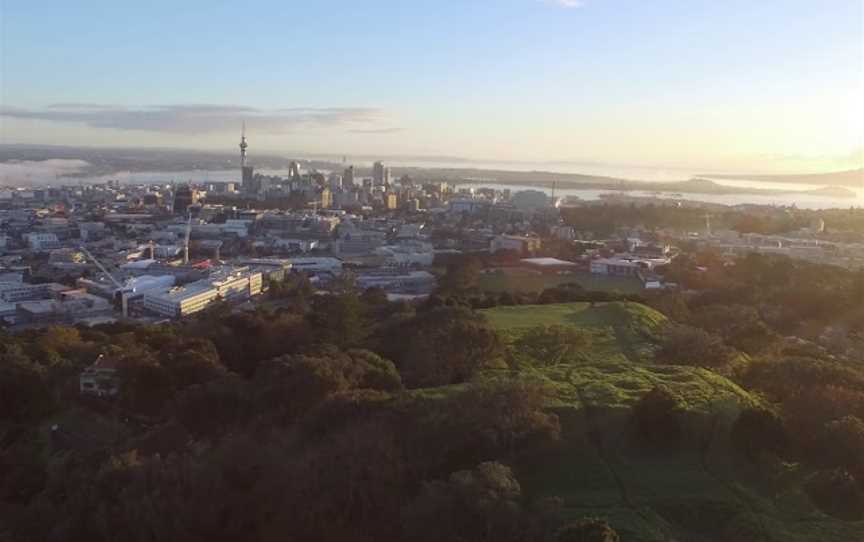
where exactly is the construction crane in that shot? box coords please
[79,245,132,318]
[183,214,192,265]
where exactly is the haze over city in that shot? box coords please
[1,0,862,174]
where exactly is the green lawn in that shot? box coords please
[410,301,862,541]
[480,301,665,331]
[478,270,644,294]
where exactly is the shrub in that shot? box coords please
[512,325,593,366]
[805,468,864,521]
[731,407,788,461]
[654,322,732,368]
[632,386,683,448]
[555,517,620,542]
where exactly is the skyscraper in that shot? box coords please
[372,161,385,186]
[173,184,198,214]
[343,165,355,187]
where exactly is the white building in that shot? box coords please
[289,257,343,275]
[356,270,436,293]
[143,283,219,318]
[0,281,69,302]
[23,232,61,251]
[141,268,262,318]
[374,241,435,266]
[590,258,643,277]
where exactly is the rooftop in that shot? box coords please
[521,257,578,267]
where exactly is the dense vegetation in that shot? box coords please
[1,252,864,541]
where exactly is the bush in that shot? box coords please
[632,386,683,448]
[805,468,864,521]
[823,416,864,478]
[383,307,503,388]
[654,322,733,368]
[731,407,788,461]
[555,517,620,542]
[512,325,593,366]
[402,462,528,542]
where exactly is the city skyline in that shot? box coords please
[1,0,862,174]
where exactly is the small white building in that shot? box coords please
[80,356,120,397]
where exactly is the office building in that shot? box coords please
[343,165,355,187]
[173,184,199,214]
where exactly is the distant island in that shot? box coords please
[699,169,864,188]
[450,174,859,199]
[0,145,859,199]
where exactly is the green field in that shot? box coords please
[478,270,644,294]
[465,302,863,541]
[480,302,751,410]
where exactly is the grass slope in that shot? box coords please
[478,270,644,295]
[472,302,862,541]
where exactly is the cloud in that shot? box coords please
[539,0,586,8]
[0,103,390,134]
[348,127,403,134]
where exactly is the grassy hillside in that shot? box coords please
[478,271,644,295]
[471,302,863,541]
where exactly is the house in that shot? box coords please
[80,355,120,397]
[490,234,542,255]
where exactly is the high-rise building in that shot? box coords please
[343,165,355,187]
[373,161,386,186]
[289,161,300,180]
[320,187,333,209]
[242,166,254,187]
[386,193,398,210]
[173,184,199,214]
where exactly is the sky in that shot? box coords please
[0,0,862,174]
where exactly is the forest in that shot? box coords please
[1,253,863,541]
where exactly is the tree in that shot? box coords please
[438,257,481,295]
[805,468,864,521]
[632,386,683,448]
[654,322,733,368]
[512,325,592,366]
[823,416,864,478]
[174,376,252,438]
[385,306,503,388]
[731,407,788,462]
[309,292,368,348]
[0,345,54,422]
[157,337,226,389]
[253,347,402,423]
[456,380,561,459]
[402,462,528,542]
[556,518,620,542]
